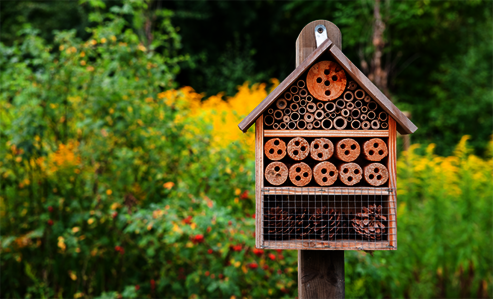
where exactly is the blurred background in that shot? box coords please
[0,0,491,298]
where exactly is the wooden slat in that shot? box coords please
[387,117,397,249]
[264,129,389,138]
[237,38,333,133]
[255,116,264,248]
[296,20,342,67]
[299,250,344,299]
[329,45,417,135]
[263,240,393,251]
[263,187,391,196]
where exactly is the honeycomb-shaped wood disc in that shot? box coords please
[313,162,338,186]
[265,162,289,186]
[364,163,389,186]
[310,138,334,161]
[306,61,347,101]
[289,162,312,186]
[335,138,360,162]
[339,163,363,186]
[363,138,388,161]
[264,138,286,160]
[287,137,310,161]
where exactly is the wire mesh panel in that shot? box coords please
[260,187,396,250]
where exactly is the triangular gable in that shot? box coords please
[238,38,417,135]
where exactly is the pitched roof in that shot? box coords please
[237,38,417,135]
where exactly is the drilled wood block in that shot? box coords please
[313,162,338,186]
[289,162,312,186]
[364,163,389,186]
[310,138,334,161]
[335,138,360,162]
[265,162,289,186]
[306,61,347,101]
[287,137,310,160]
[338,163,363,186]
[264,138,287,160]
[363,138,388,161]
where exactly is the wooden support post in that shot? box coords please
[296,20,345,299]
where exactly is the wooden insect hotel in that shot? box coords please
[238,22,417,251]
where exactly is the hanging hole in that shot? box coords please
[295,141,300,146]
[316,77,322,83]
[321,168,327,174]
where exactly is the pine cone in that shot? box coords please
[300,207,348,240]
[351,204,387,240]
[264,207,294,240]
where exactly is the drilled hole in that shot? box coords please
[321,168,327,174]
[329,171,335,176]
[369,174,374,179]
[348,177,353,182]
[344,150,349,155]
[343,168,349,174]
[277,150,282,154]
[274,166,280,171]
[323,144,329,149]
[377,175,382,180]
[369,150,374,155]
[322,177,328,182]
[332,75,338,81]
[295,141,300,146]
[316,77,322,83]
[303,172,308,177]
[340,144,346,149]
[324,80,330,86]
[301,146,306,151]
[269,149,274,154]
[378,150,384,155]
[350,144,356,150]
[325,90,331,96]
[324,69,330,75]
[296,167,301,172]
[374,168,379,173]
[274,140,280,146]
[373,143,378,148]
[296,176,301,181]
[354,169,359,174]
[318,153,323,158]
[293,150,299,156]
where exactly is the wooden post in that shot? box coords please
[296,20,345,299]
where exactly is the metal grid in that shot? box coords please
[260,187,396,250]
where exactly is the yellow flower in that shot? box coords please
[86,66,95,72]
[235,188,241,195]
[90,39,97,46]
[163,182,174,190]
[15,157,22,163]
[110,35,116,42]
[59,45,65,51]
[137,44,147,52]
[72,227,80,233]
[106,189,112,195]
[101,38,107,44]
[68,270,77,281]
[80,60,86,66]
[80,52,85,57]
[87,218,95,225]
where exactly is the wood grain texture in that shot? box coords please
[265,240,392,250]
[387,117,397,248]
[238,38,333,133]
[298,250,345,299]
[296,20,342,67]
[264,130,389,138]
[329,45,417,135]
[263,186,391,196]
[255,116,264,248]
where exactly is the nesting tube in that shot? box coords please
[290,103,299,112]
[299,107,307,115]
[351,120,361,130]
[325,112,331,118]
[267,108,274,114]
[288,121,297,130]
[289,162,312,187]
[273,123,279,130]
[274,110,284,120]
[284,92,292,101]
[330,112,337,119]
[363,138,388,161]
[299,88,308,97]
[279,122,287,130]
[290,86,299,94]
[364,163,389,186]
[265,162,289,186]
[346,102,355,110]
[283,116,290,123]
[348,81,358,91]
[300,99,307,107]
[304,113,314,123]
[341,109,350,117]
[360,114,367,121]
[364,95,371,103]
[344,91,354,102]
[336,99,346,109]
[264,139,286,157]
[368,101,378,111]
[339,163,363,186]
[371,120,380,130]
[284,108,291,116]
[310,138,334,161]
[313,120,321,128]
[354,89,366,100]
[335,138,361,162]
[322,119,333,130]
[290,112,300,121]
[381,122,388,129]
[297,80,306,88]
[293,95,300,103]
[307,102,317,113]
[297,120,307,130]
[307,123,313,130]
[333,116,347,130]
[361,106,368,113]
[287,137,310,160]
[314,109,325,120]
[378,112,388,122]
[354,100,363,109]
[264,115,275,126]
[362,121,371,130]
[317,102,324,110]
[325,102,336,112]
[276,99,287,110]
[306,95,313,102]
[347,116,353,122]
[351,109,361,119]
[367,111,376,120]
[313,161,338,186]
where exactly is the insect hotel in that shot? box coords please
[238,24,417,251]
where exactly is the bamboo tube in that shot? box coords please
[306,102,316,113]
[276,99,287,110]
[313,120,321,128]
[362,121,370,130]
[347,116,353,122]
[265,162,289,186]
[314,109,325,120]
[371,119,380,129]
[335,138,360,162]
[343,91,354,102]
[338,163,363,186]
[363,163,389,186]
[274,110,284,120]
[290,86,299,94]
[313,161,338,186]
[361,106,368,113]
[367,111,376,120]
[283,116,290,123]
[325,112,331,119]
[325,102,336,113]
[284,108,291,116]
[280,122,287,130]
[378,112,388,122]
[336,99,346,109]
[287,137,310,160]
[297,80,306,89]
[273,123,279,130]
[264,115,274,126]
[289,162,312,187]
[284,92,292,101]
[300,99,307,107]
[348,81,357,91]
[341,109,350,117]
[307,123,313,130]
[288,121,297,130]
[297,119,307,130]
[354,100,363,109]
[351,120,361,130]
[381,122,388,129]
[306,95,313,102]
[351,109,361,119]
[333,116,347,130]
[360,114,368,121]
[299,107,307,115]
[290,103,299,112]
[346,102,355,110]
[322,119,333,130]
[368,101,378,111]
[354,89,365,100]
[310,138,334,161]
[299,88,308,97]
[330,112,337,119]
[363,138,388,161]
[290,112,300,121]
[364,95,371,103]
[304,113,314,123]
[293,95,300,103]
[268,108,274,114]
[317,102,324,110]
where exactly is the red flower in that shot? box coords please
[278,269,282,275]
[276,249,282,253]
[278,254,284,260]
[252,214,255,219]
[150,279,156,290]
[253,248,264,256]
[208,249,213,254]
[205,271,210,276]
[119,248,125,255]
[248,263,258,269]
[268,253,276,260]
[112,212,118,219]
[192,234,204,243]
[240,190,249,199]
[47,219,54,226]
[135,285,140,291]
[263,265,269,270]
[219,274,224,279]
[115,246,122,252]
[231,244,242,252]
[228,220,232,226]
[183,216,192,224]
[48,206,53,212]
[281,287,289,294]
